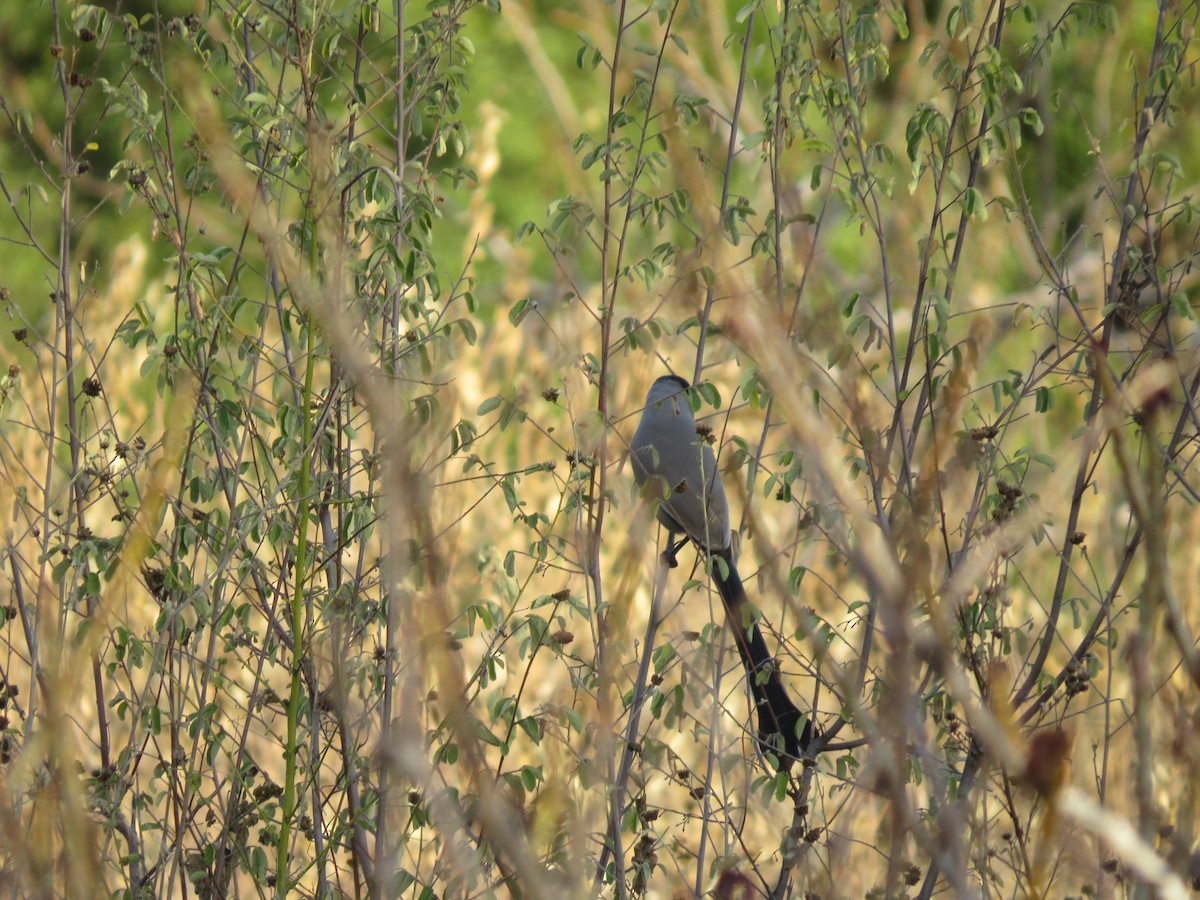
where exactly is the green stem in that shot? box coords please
[276,312,317,895]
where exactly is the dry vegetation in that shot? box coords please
[1,0,1200,897]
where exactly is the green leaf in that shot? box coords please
[964,187,988,221]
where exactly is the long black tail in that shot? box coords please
[713,549,812,768]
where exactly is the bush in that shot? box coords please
[0,1,1197,896]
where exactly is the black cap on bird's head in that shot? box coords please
[655,374,690,390]
[644,373,693,409]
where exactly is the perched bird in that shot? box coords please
[630,374,813,768]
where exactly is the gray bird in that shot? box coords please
[630,374,813,768]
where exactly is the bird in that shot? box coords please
[630,373,813,769]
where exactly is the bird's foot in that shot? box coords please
[661,535,688,569]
